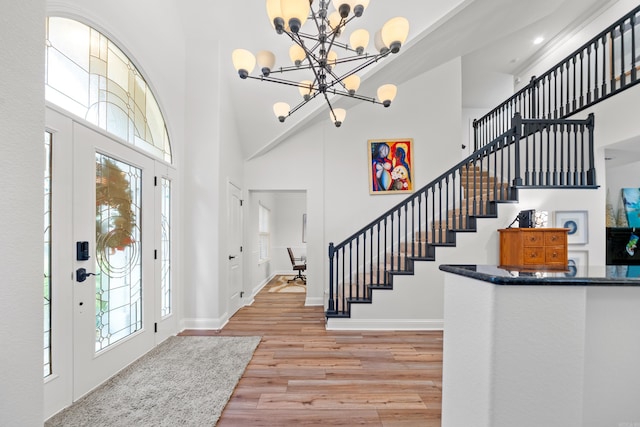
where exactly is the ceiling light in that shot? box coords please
[330,108,346,127]
[273,102,291,122]
[232,0,409,126]
[533,36,544,45]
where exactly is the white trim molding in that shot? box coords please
[326,318,444,331]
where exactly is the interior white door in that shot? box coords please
[72,122,155,399]
[227,181,243,315]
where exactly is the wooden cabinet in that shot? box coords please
[498,228,568,267]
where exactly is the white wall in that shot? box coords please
[0,1,45,425]
[246,192,277,296]
[245,57,464,308]
[461,58,514,156]
[272,192,307,271]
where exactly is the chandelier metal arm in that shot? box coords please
[246,74,383,105]
[231,1,410,125]
[260,49,389,77]
[327,88,381,104]
[244,74,316,90]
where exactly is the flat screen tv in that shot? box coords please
[606,227,640,265]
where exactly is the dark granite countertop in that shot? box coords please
[439,264,640,286]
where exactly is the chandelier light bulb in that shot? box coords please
[332,0,353,18]
[231,49,256,79]
[381,17,409,54]
[377,84,397,107]
[332,108,347,127]
[349,29,369,54]
[280,0,310,33]
[273,102,291,122]
[289,44,306,66]
[266,0,285,33]
[330,108,347,127]
[256,50,276,76]
[299,80,316,100]
[374,29,389,54]
[352,0,370,17]
[343,75,361,95]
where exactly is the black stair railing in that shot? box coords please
[474,5,640,150]
[326,113,595,318]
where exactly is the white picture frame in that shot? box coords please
[555,210,588,244]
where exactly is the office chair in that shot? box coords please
[287,247,306,283]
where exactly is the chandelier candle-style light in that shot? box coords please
[232,0,409,127]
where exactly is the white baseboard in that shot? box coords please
[326,318,444,331]
[305,296,325,306]
[181,316,229,331]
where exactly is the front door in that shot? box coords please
[72,122,155,399]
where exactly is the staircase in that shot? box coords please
[325,4,640,321]
[326,114,596,319]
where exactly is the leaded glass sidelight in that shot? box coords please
[161,178,172,317]
[95,153,143,351]
[45,17,172,163]
[44,132,52,377]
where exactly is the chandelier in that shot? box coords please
[231,0,409,127]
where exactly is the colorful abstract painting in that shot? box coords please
[368,138,414,194]
[622,188,640,227]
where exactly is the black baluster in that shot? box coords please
[418,193,423,257]
[587,45,592,104]
[383,217,388,282]
[376,222,381,285]
[603,34,609,96]
[572,56,577,112]
[631,15,637,82]
[411,199,415,259]
[328,242,335,312]
[348,241,353,301]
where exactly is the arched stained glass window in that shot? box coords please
[45,17,172,163]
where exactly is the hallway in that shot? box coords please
[181,275,443,426]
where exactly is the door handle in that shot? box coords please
[228,255,236,260]
[76,268,99,282]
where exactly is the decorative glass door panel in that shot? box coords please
[160,177,172,318]
[95,154,143,352]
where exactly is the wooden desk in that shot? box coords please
[498,228,568,267]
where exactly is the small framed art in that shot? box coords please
[555,210,588,244]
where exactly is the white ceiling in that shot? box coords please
[180,0,617,159]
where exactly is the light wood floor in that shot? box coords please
[180,275,443,426]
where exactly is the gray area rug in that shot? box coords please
[45,335,260,427]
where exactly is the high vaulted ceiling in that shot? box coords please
[181,0,617,159]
